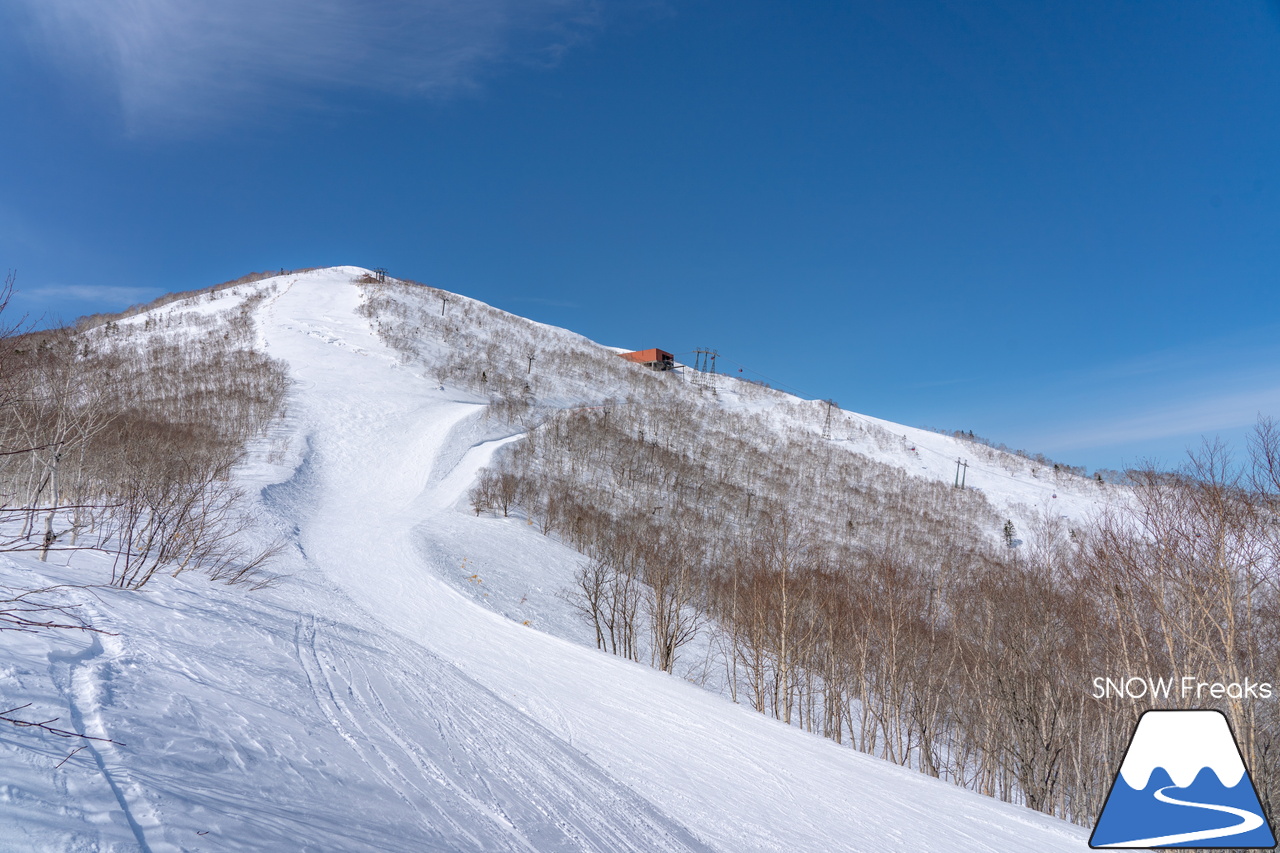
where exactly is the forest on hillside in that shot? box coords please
[4,272,1277,843]
[0,271,288,602]
[478,406,1280,830]
[361,278,1280,834]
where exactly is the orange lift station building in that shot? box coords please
[618,348,675,371]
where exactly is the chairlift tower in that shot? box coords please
[822,400,838,440]
[692,348,718,390]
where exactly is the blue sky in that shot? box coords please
[3,1,1278,474]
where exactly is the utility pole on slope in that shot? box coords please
[822,400,837,440]
[954,458,969,489]
[693,349,719,390]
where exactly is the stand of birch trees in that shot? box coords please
[473,397,1280,830]
[0,274,289,589]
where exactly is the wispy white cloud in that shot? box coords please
[1040,384,1280,451]
[13,0,605,131]
[1005,321,1280,455]
[27,284,161,306]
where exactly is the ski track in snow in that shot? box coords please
[49,631,158,853]
[0,268,1096,851]
[286,613,709,853]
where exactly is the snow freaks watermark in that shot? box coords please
[1092,676,1275,701]
[1090,710,1276,849]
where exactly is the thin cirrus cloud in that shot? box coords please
[25,284,161,307]
[1020,326,1280,455]
[14,0,604,130]
[1043,386,1280,452]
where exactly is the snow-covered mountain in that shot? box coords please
[1119,711,1247,791]
[0,267,1101,851]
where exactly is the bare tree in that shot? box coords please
[642,524,705,673]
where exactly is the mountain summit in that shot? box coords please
[0,267,1097,850]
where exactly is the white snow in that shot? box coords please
[0,267,1096,851]
[1118,710,1247,790]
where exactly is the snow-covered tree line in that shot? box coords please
[361,277,1280,830]
[0,276,289,589]
[473,400,1280,829]
[467,399,1090,808]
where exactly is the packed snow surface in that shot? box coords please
[0,268,1093,851]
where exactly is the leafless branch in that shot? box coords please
[0,704,121,745]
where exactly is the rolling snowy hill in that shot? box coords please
[0,267,1099,851]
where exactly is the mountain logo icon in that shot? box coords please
[1090,710,1276,848]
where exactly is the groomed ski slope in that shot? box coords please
[0,268,1092,851]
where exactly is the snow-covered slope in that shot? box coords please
[0,268,1095,851]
